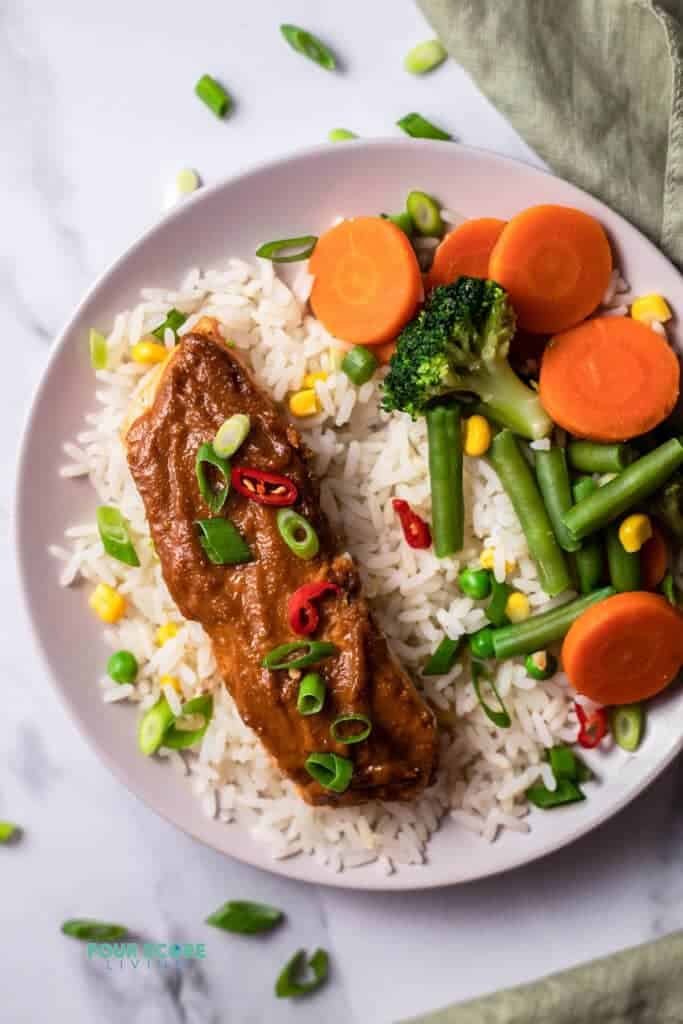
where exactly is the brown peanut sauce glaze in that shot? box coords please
[125,326,438,805]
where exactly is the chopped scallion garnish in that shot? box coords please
[276,948,330,998]
[330,712,372,745]
[256,236,318,263]
[304,752,352,793]
[471,659,511,728]
[195,74,232,118]
[96,506,140,567]
[297,673,326,715]
[89,329,108,371]
[151,308,187,341]
[195,518,253,566]
[280,24,337,70]
[195,442,231,513]
[0,822,20,844]
[206,900,284,934]
[61,919,127,942]
[328,128,357,142]
[397,112,452,141]
[404,40,447,75]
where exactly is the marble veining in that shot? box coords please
[3,1,682,1022]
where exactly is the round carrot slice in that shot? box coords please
[429,217,507,288]
[562,592,683,705]
[641,524,669,590]
[488,204,612,333]
[309,217,422,346]
[539,317,679,441]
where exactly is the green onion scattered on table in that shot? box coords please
[406,190,443,236]
[328,128,357,142]
[297,673,326,715]
[397,112,452,141]
[276,947,330,998]
[256,236,318,263]
[341,346,378,386]
[195,442,231,513]
[280,24,337,70]
[0,822,20,844]
[195,518,253,565]
[195,74,232,117]
[96,506,140,567]
[404,39,447,74]
[152,308,187,341]
[61,920,127,942]
[263,640,338,671]
[89,329,108,371]
[423,635,463,676]
[206,901,283,934]
[491,587,616,660]
[330,713,372,745]
[304,753,352,793]
[276,508,320,559]
[426,401,464,557]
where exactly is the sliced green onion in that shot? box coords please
[163,695,213,749]
[213,414,250,458]
[256,236,318,263]
[404,39,447,74]
[486,576,511,628]
[89,329,108,370]
[406,191,444,236]
[548,746,591,784]
[524,651,558,681]
[195,74,232,117]
[297,673,326,715]
[330,713,372,745]
[152,308,187,341]
[304,753,353,793]
[280,24,337,70]
[341,346,378,386]
[263,640,338,671]
[610,704,645,752]
[61,919,127,942]
[195,442,231,513]
[0,822,20,843]
[206,900,284,934]
[137,696,175,756]
[423,635,462,676]
[329,128,357,142]
[276,948,330,998]
[176,168,200,195]
[195,518,253,565]
[397,112,452,141]
[526,778,585,810]
[471,660,511,729]
[276,508,320,559]
[96,506,140,567]
[107,650,139,685]
[381,211,414,236]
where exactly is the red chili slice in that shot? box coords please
[288,581,340,636]
[392,498,432,549]
[575,702,609,749]
[231,466,298,507]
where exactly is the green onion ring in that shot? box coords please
[96,506,140,567]
[297,673,326,715]
[276,508,320,559]
[304,753,353,793]
[195,518,253,565]
[263,640,338,671]
[195,441,231,513]
[330,713,372,745]
[255,236,318,263]
[471,659,511,729]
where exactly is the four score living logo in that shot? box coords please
[88,942,206,969]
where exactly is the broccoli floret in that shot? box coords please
[650,473,683,540]
[382,277,552,440]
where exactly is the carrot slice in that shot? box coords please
[562,592,683,704]
[539,317,679,441]
[309,217,422,346]
[488,205,612,333]
[641,524,668,590]
[428,218,506,288]
[374,339,397,365]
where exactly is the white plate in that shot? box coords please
[16,139,683,890]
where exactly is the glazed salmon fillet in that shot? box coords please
[125,321,438,806]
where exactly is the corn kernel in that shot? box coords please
[618,513,652,553]
[89,583,126,624]
[463,415,492,457]
[156,622,179,647]
[160,674,182,694]
[631,294,672,325]
[479,548,516,575]
[505,592,531,623]
[289,389,319,417]
[303,371,328,389]
[131,339,168,364]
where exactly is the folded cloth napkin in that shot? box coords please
[417,0,683,269]
[404,929,683,1023]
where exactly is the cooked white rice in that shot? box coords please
[51,255,652,874]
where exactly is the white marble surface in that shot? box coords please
[3,1,683,1021]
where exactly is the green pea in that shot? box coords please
[468,627,495,660]
[107,650,139,685]
[458,568,492,600]
[524,651,558,681]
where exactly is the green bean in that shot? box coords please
[563,438,683,542]
[489,430,570,597]
[606,520,641,592]
[569,477,605,594]
[426,401,464,556]
[535,447,581,553]
[567,440,636,475]
[491,587,615,660]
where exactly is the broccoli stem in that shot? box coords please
[426,401,464,556]
[464,358,552,441]
[489,430,571,597]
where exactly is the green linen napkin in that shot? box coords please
[405,930,683,1023]
[417,0,683,269]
